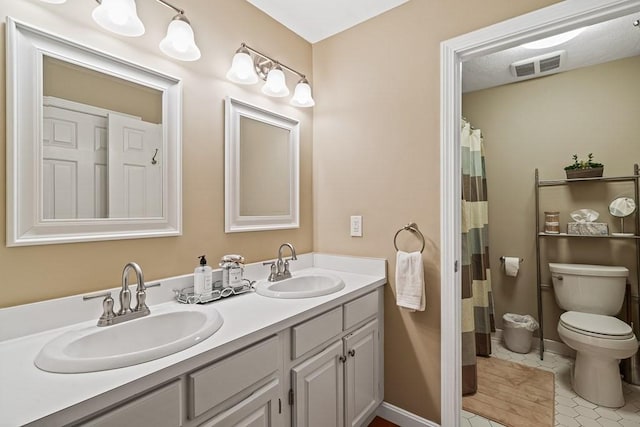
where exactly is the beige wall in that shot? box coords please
[463,56,640,342]
[44,56,163,124]
[0,0,313,307]
[312,0,559,422]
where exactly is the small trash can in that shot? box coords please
[502,313,539,354]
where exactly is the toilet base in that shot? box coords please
[573,352,624,408]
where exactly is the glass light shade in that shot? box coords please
[159,17,201,61]
[226,51,258,84]
[290,80,315,107]
[522,28,585,49]
[261,66,289,97]
[92,0,145,37]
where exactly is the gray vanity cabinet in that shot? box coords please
[82,380,184,427]
[344,320,379,427]
[188,337,280,419]
[292,341,345,427]
[55,288,382,427]
[198,378,282,427]
[79,337,283,427]
[289,290,382,427]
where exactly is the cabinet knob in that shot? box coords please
[348,349,356,357]
[339,355,347,363]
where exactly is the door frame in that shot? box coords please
[439,0,640,425]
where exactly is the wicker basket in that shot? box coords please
[565,167,604,179]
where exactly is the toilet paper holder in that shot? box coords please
[500,256,523,264]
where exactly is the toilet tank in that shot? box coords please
[549,263,629,315]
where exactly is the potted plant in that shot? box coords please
[564,153,604,179]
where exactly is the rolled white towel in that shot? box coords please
[395,251,425,312]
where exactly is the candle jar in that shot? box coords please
[544,211,560,234]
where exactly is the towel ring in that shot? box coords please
[393,222,425,253]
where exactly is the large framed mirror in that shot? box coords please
[224,97,299,232]
[6,17,182,246]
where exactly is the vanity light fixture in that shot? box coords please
[158,12,201,61]
[226,43,315,108]
[40,0,201,61]
[261,63,289,97]
[92,0,145,37]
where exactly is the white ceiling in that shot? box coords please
[246,2,639,91]
[463,13,640,93]
[246,0,410,44]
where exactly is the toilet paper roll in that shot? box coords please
[504,257,520,277]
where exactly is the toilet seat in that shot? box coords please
[560,311,633,340]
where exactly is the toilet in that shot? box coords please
[550,263,638,408]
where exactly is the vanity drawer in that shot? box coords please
[189,336,279,419]
[83,380,183,427]
[343,290,378,330]
[197,378,280,427]
[292,307,343,359]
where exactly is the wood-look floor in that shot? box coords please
[368,416,398,426]
[462,356,555,427]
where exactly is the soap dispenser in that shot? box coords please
[194,255,213,295]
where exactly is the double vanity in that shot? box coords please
[3,16,385,427]
[0,253,386,427]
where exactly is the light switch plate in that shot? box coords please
[350,215,363,237]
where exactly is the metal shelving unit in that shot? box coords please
[534,164,640,360]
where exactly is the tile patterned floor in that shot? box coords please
[462,340,640,427]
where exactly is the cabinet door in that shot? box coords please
[344,319,379,427]
[198,378,282,427]
[291,340,344,427]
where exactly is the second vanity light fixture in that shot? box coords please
[226,43,315,108]
[41,0,201,61]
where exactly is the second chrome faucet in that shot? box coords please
[263,243,297,282]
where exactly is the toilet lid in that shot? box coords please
[560,311,634,339]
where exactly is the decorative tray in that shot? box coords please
[174,279,254,304]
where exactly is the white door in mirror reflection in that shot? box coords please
[108,113,162,218]
[43,106,108,219]
[42,100,162,220]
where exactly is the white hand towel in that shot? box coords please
[395,251,425,312]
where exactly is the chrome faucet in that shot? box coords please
[263,243,297,282]
[120,262,148,315]
[84,262,160,327]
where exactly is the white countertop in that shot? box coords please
[0,253,386,426]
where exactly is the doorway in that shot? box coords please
[440,1,640,425]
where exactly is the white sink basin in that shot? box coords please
[255,273,345,299]
[35,305,223,373]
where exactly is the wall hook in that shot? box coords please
[151,149,159,165]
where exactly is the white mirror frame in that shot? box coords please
[6,17,182,246]
[224,97,299,233]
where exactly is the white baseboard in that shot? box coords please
[376,402,439,427]
[492,328,576,358]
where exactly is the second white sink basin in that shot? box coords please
[255,273,345,299]
[35,304,223,373]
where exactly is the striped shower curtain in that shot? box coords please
[461,119,495,396]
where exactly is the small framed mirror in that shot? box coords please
[224,97,299,232]
[609,196,637,236]
[6,18,182,246]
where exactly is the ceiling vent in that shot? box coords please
[510,50,566,79]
